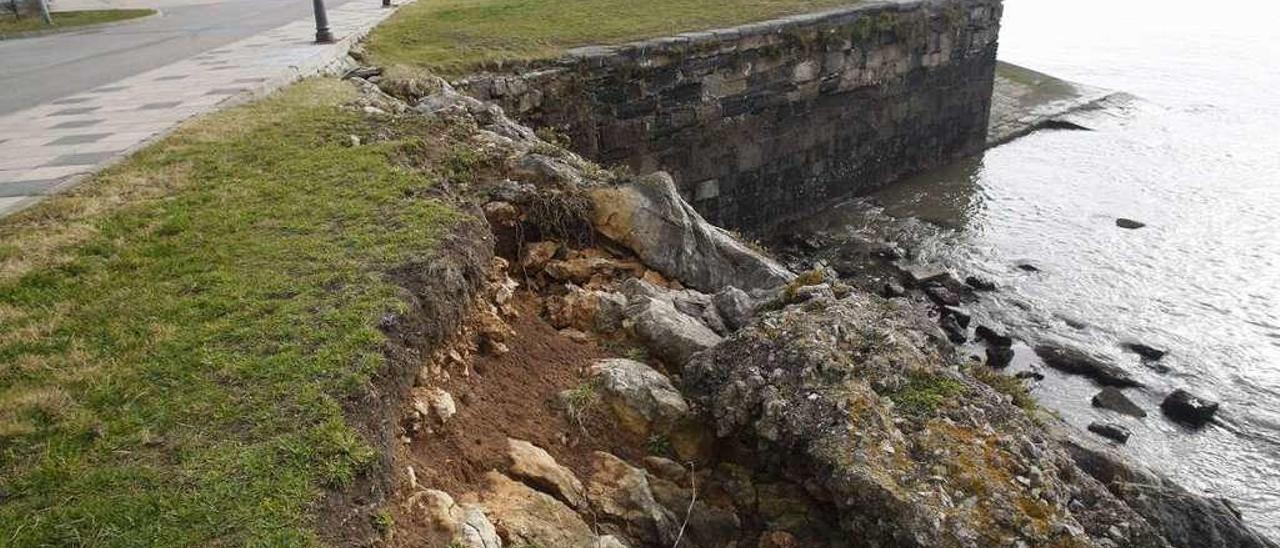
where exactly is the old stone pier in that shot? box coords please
[458,0,1002,229]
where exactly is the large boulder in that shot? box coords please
[477,471,600,548]
[684,293,1174,547]
[590,172,794,293]
[589,358,689,435]
[1059,431,1278,548]
[506,438,587,510]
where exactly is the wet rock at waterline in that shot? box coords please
[1123,342,1167,361]
[965,275,997,291]
[1016,263,1041,272]
[940,315,967,344]
[923,284,962,307]
[1116,218,1147,229]
[1034,344,1142,388]
[883,281,907,298]
[975,325,1013,347]
[1161,389,1220,426]
[1061,434,1279,548]
[1092,387,1148,418]
[986,346,1015,368]
[1015,370,1045,381]
[1089,421,1132,443]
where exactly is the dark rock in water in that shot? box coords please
[1092,387,1147,418]
[1016,263,1041,273]
[942,306,970,328]
[882,282,906,298]
[1160,389,1219,426]
[1014,370,1044,381]
[1116,218,1146,229]
[1122,342,1166,361]
[1034,344,1143,388]
[1088,421,1131,443]
[986,346,1015,369]
[964,275,997,291]
[1061,434,1280,548]
[923,284,961,307]
[940,315,967,344]
[1038,119,1091,131]
[974,325,1013,348]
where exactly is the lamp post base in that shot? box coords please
[315,30,334,43]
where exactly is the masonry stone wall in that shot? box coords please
[458,0,1002,230]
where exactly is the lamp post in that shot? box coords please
[382,0,391,8]
[312,0,333,43]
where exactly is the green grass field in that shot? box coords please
[0,9,154,37]
[365,0,859,76]
[0,80,462,545]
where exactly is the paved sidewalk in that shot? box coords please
[0,1,404,218]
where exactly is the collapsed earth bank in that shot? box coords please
[317,70,1276,548]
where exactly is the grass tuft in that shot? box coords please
[0,9,154,37]
[365,0,862,77]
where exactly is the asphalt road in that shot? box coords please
[0,0,361,116]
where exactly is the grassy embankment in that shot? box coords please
[1,0,860,544]
[0,9,154,38]
[365,0,860,76]
[0,80,460,545]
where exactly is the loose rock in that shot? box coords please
[1092,387,1147,418]
[589,358,690,435]
[507,438,588,509]
[713,286,757,330]
[1122,342,1167,361]
[1088,421,1132,443]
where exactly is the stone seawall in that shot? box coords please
[457,0,1002,229]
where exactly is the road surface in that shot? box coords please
[0,0,361,116]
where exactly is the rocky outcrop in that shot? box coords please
[684,291,1174,547]
[591,172,795,293]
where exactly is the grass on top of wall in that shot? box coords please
[0,9,154,37]
[0,78,462,545]
[365,0,860,76]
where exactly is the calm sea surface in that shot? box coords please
[798,0,1280,536]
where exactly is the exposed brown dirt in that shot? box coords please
[387,293,649,546]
